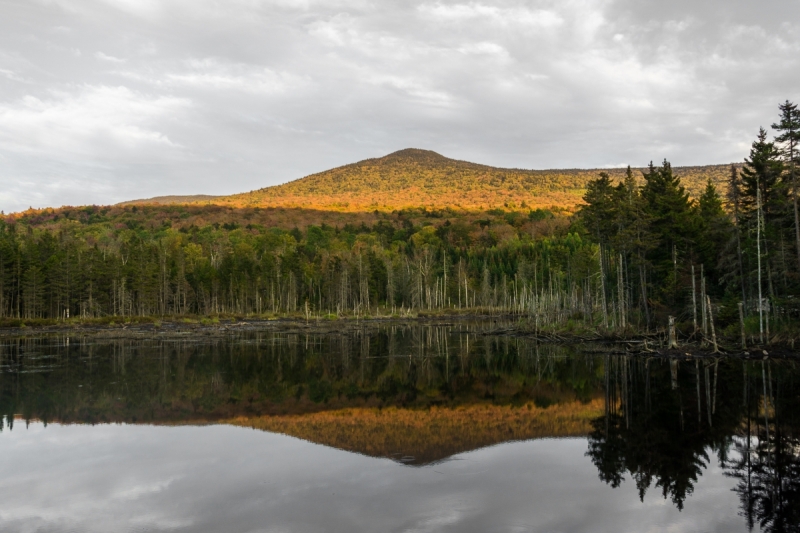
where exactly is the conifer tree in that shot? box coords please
[771,100,800,269]
[697,179,730,272]
[724,165,747,306]
[640,160,698,304]
[579,172,617,245]
[741,128,784,220]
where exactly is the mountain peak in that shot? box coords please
[377,148,450,163]
[213,151,735,212]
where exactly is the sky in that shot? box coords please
[1,0,799,213]
[1,424,745,532]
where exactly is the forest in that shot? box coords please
[0,101,798,344]
[212,148,734,212]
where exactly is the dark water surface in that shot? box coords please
[0,323,798,532]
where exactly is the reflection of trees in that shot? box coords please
[725,361,800,533]
[588,356,800,529]
[588,356,742,510]
[0,326,603,426]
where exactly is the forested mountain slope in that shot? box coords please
[211,148,736,212]
[118,195,221,206]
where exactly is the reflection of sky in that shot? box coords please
[0,423,745,533]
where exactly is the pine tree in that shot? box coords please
[696,179,731,276]
[579,172,617,246]
[741,128,784,219]
[611,166,655,325]
[740,129,786,326]
[724,165,748,306]
[771,100,800,270]
[640,160,699,304]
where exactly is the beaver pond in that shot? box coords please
[1,321,798,532]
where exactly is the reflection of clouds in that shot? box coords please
[0,424,747,532]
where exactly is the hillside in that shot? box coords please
[118,194,221,206]
[227,401,602,465]
[210,148,737,212]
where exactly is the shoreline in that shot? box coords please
[1,313,797,358]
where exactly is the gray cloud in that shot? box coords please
[1,0,798,212]
[0,423,747,532]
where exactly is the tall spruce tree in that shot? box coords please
[724,164,748,306]
[771,100,800,270]
[740,128,785,313]
[612,166,655,326]
[640,160,699,304]
[579,172,617,246]
[740,128,784,220]
[697,179,730,274]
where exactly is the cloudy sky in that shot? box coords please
[1,0,799,213]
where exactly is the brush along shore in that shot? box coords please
[0,311,797,358]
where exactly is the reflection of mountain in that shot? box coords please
[226,400,602,465]
[6,330,799,527]
[0,329,602,426]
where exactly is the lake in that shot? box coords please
[0,322,797,532]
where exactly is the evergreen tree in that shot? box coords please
[723,165,748,306]
[640,160,699,304]
[740,128,784,219]
[740,129,786,298]
[697,179,730,272]
[611,166,655,324]
[579,172,617,246]
[772,100,800,270]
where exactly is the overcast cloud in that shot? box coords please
[1,0,799,212]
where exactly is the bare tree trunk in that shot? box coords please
[757,185,765,344]
[691,265,697,333]
[707,295,719,353]
[617,254,625,329]
[668,316,678,349]
[792,161,800,270]
[738,302,746,349]
[598,245,608,328]
[701,266,708,342]
[639,263,650,328]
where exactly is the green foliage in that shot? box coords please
[3,102,798,334]
[575,107,800,332]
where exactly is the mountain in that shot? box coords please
[205,148,737,212]
[117,194,222,206]
[226,400,602,465]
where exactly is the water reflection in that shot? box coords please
[0,324,799,532]
[586,356,800,532]
[0,324,603,462]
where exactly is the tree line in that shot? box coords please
[578,101,800,339]
[0,211,594,322]
[0,102,798,339]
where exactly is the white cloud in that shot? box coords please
[417,3,563,28]
[0,68,27,82]
[368,75,456,107]
[166,58,304,94]
[0,0,799,211]
[0,85,188,157]
[457,41,508,57]
[94,51,126,63]
[95,0,163,17]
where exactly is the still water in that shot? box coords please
[0,322,797,532]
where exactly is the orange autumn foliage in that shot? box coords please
[207,149,738,213]
[226,399,604,464]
